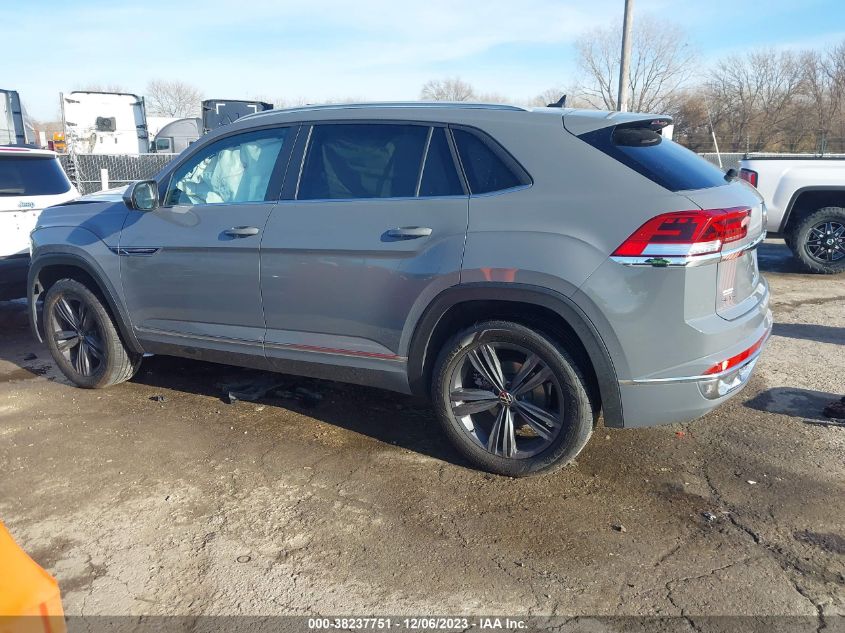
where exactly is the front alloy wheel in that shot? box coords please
[51,295,106,377]
[43,278,141,389]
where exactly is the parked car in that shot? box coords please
[28,103,772,476]
[739,156,845,273]
[0,146,78,300]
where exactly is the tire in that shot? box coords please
[431,320,594,477]
[43,279,141,389]
[788,207,845,274]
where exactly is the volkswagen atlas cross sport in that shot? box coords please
[28,102,772,477]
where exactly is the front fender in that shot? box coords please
[28,236,142,354]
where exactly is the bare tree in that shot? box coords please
[575,15,695,114]
[707,50,805,151]
[802,44,845,152]
[145,79,203,118]
[420,77,476,101]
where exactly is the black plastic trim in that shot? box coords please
[406,283,624,427]
[780,185,845,233]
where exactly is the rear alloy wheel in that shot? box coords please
[43,279,141,389]
[432,320,594,477]
[791,207,845,274]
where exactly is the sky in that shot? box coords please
[5,0,845,121]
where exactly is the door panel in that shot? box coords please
[119,125,294,354]
[261,196,468,359]
[120,202,274,343]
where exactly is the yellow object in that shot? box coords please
[0,522,65,633]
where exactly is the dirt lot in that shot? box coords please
[1,240,843,625]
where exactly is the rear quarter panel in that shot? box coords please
[460,114,696,297]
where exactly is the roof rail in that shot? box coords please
[241,101,528,121]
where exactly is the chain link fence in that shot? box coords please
[58,154,178,195]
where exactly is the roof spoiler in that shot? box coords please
[563,110,672,136]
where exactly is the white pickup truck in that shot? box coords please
[739,156,845,273]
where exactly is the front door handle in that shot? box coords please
[386,226,433,239]
[224,226,260,238]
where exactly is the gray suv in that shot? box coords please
[28,103,772,476]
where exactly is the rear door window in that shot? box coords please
[451,127,530,194]
[0,156,71,196]
[298,123,429,200]
[579,124,727,191]
[419,127,464,197]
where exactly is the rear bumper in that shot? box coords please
[618,309,772,427]
[0,254,30,300]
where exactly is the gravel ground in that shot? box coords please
[0,240,843,627]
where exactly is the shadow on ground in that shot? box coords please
[771,322,845,345]
[131,354,471,468]
[744,386,842,421]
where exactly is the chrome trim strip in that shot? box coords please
[109,247,160,256]
[264,341,407,362]
[135,326,263,347]
[611,232,766,268]
[618,328,770,385]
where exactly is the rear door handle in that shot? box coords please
[386,226,432,239]
[224,226,260,238]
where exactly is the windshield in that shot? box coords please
[0,155,72,196]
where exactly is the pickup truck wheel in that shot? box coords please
[43,279,142,389]
[432,320,594,477]
[790,207,845,274]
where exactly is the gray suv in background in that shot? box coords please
[28,103,772,476]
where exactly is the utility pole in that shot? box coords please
[617,0,634,112]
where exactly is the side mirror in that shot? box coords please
[123,180,160,211]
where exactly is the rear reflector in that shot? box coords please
[703,332,767,375]
[613,207,751,258]
[739,168,758,188]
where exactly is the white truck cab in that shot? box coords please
[0,146,78,299]
[740,156,845,273]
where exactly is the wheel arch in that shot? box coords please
[781,187,845,234]
[28,253,143,354]
[407,283,624,428]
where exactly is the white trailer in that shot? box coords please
[62,91,149,154]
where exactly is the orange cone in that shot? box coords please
[0,522,65,633]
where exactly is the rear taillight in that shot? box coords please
[612,207,751,259]
[739,168,758,187]
[703,332,767,375]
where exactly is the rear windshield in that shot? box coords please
[0,155,71,196]
[579,124,727,191]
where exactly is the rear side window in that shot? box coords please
[298,124,428,200]
[0,156,71,196]
[579,124,727,191]
[419,127,464,197]
[451,128,530,194]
